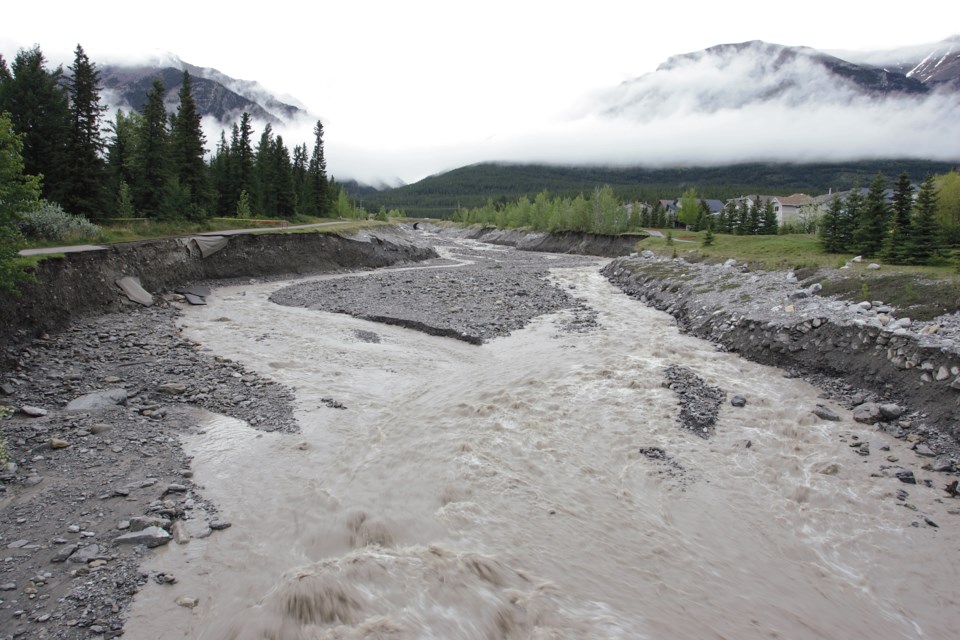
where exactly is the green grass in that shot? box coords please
[642,231,959,279]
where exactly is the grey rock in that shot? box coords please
[67,544,106,564]
[65,388,128,411]
[932,457,955,472]
[896,469,917,484]
[114,526,172,548]
[0,583,16,591]
[20,405,47,417]
[852,402,882,424]
[730,395,747,407]
[209,520,232,531]
[23,475,44,487]
[813,404,841,421]
[129,516,172,532]
[878,403,903,420]
[914,443,936,457]
[158,382,188,394]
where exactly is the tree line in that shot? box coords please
[819,172,940,265]
[0,44,346,223]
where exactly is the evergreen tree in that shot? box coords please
[273,135,296,218]
[819,196,844,253]
[0,46,70,204]
[254,124,276,216]
[761,198,778,234]
[747,198,762,235]
[292,143,308,214]
[210,131,232,215]
[229,113,256,213]
[170,71,210,219]
[840,186,864,250]
[853,173,889,257]
[63,44,106,219]
[305,120,329,215]
[106,109,141,214]
[135,79,170,218]
[883,172,914,264]
[702,222,715,247]
[909,175,939,265]
[735,198,750,235]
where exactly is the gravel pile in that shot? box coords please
[270,237,601,344]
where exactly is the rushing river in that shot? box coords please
[125,240,959,639]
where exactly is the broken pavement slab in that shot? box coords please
[116,276,154,306]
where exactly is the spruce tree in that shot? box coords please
[819,196,844,253]
[840,186,863,250]
[63,44,106,219]
[883,172,914,264]
[106,109,141,215]
[909,174,939,265]
[233,113,256,207]
[254,124,275,216]
[306,120,329,215]
[854,173,890,257]
[170,71,210,219]
[292,143,308,214]
[0,46,70,204]
[135,79,170,218]
[747,198,762,235]
[761,199,778,234]
[273,135,296,218]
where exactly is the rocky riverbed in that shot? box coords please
[603,250,960,464]
[3,228,960,638]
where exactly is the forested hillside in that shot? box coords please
[360,161,958,218]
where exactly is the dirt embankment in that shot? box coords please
[602,254,960,447]
[0,227,437,353]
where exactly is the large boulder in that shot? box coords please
[65,389,128,411]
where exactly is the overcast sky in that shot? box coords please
[3,1,958,184]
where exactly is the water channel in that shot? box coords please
[125,238,959,639]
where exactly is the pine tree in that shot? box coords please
[761,198,778,234]
[170,71,210,219]
[273,135,296,218]
[883,172,914,264]
[106,109,141,215]
[230,113,256,212]
[0,46,70,204]
[292,143,308,214]
[853,173,889,257]
[135,79,170,218]
[819,196,844,252]
[305,120,329,215]
[210,131,232,215]
[62,45,106,219]
[840,186,863,250]
[747,198,762,235]
[254,124,276,216]
[908,174,939,265]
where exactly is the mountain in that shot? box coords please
[597,39,956,120]
[97,53,308,124]
[833,35,960,87]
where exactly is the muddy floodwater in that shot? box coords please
[125,240,959,639]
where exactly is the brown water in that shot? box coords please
[125,251,960,639]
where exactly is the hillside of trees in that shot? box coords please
[361,161,958,218]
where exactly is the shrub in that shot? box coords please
[19,201,101,242]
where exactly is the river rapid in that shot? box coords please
[124,238,959,639]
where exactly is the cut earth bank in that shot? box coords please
[603,250,960,464]
[1,223,959,639]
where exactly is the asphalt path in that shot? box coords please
[17,221,352,256]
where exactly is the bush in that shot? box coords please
[19,201,101,242]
